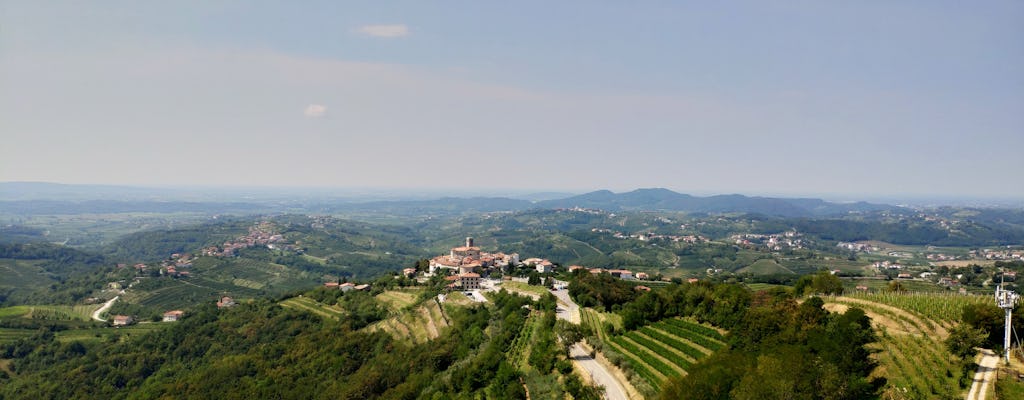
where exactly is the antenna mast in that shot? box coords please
[995,274,1019,364]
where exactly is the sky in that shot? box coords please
[1,1,1022,199]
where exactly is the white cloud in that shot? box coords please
[304,104,327,117]
[355,24,409,38]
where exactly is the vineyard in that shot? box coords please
[0,304,100,321]
[129,277,261,311]
[280,296,346,320]
[508,312,540,368]
[822,294,972,399]
[367,299,451,344]
[375,290,421,312]
[842,291,991,326]
[593,315,727,392]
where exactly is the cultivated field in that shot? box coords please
[368,299,451,344]
[582,310,726,392]
[279,296,346,320]
[375,289,421,311]
[0,304,101,321]
[822,293,988,399]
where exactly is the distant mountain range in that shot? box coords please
[1,183,900,217]
[537,188,899,217]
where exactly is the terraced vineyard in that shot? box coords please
[280,296,346,320]
[375,290,420,311]
[368,299,451,344]
[822,294,970,399]
[602,317,727,391]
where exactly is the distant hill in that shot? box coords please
[538,188,899,217]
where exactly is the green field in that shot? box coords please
[602,318,727,391]
[823,294,972,398]
[0,304,100,321]
[375,290,421,311]
[737,259,793,275]
[280,296,346,320]
[502,282,551,298]
[368,299,450,344]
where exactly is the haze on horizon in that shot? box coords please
[2,1,1022,199]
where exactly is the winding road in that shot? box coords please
[966,349,999,400]
[551,288,629,400]
[91,295,119,322]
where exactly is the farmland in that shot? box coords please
[375,289,421,311]
[823,293,973,399]
[280,296,346,320]
[585,312,727,392]
[368,299,451,344]
[0,304,100,321]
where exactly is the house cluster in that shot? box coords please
[323,282,371,291]
[445,273,480,291]
[557,207,605,215]
[925,253,966,261]
[427,238,521,291]
[731,231,804,251]
[592,228,707,244]
[202,221,292,257]
[569,265,636,280]
[836,242,878,252]
[522,258,556,273]
[977,248,1024,261]
[158,253,194,277]
[428,237,520,275]
[873,261,905,271]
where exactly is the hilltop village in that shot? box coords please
[421,237,643,292]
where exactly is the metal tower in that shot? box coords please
[994,282,1018,363]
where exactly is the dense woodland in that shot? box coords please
[0,288,597,399]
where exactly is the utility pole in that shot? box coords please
[995,280,1018,364]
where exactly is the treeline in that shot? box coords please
[788,218,1024,246]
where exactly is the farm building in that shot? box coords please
[163,310,185,322]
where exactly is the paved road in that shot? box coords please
[550,289,579,324]
[570,343,627,400]
[91,296,119,322]
[967,349,1000,400]
[549,288,627,400]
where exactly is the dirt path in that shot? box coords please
[967,349,999,400]
[823,303,919,336]
[91,296,118,322]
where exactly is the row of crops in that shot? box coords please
[280,297,345,320]
[844,291,991,325]
[602,316,727,391]
[508,312,539,368]
[822,294,964,399]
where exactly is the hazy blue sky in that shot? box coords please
[2,1,1022,198]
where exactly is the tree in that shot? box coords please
[886,280,906,293]
[945,323,987,360]
[527,271,541,286]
